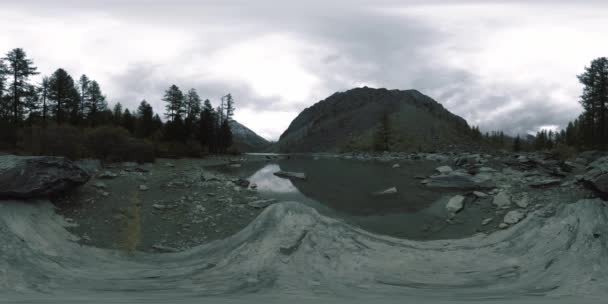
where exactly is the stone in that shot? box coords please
[372,187,398,196]
[139,185,149,191]
[233,178,250,188]
[274,171,307,180]
[229,164,242,168]
[498,223,509,229]
[582,156,608,195]
[528,178,562,188]
[473,191,488,198]
[250,183,258,189]
[164,163,175,168]
[492,192,511,208]
[152,244,179,253]
[515,194,530,208]
[446,195,465,214]
[248,199,278,208]
[98,170,118,179]
[0,155,90,199]
[503,210,526,225]
[478,167,497,173]
[435,166,453,174]
[93,182,107,189]
[392,164,400,169]
[481,218,494,226]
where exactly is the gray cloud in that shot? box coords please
[2,0,606,139]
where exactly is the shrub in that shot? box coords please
[126,140,155,163]
[19,125,85,159]
[552,143,577,161]
[85,126,130,161]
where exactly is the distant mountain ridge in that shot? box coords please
[276,87,474,152]
[230,120,270,152]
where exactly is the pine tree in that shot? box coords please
[122,109,135,134]
[185,88,202,120]
[578,57,608,147]
[374,113,391,151]
[23,84,41,125]
[85,80,107,126]
[136,100,154,138]
[199,99,216,150]
[163,84,185,122]
[78,74,90,123]
[513,135,521,152]
[48,68,79,124]
[3,48,38,125]
[112,102,123,125]
[40,76,50,126]
[224,93,235,121]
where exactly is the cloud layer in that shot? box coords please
[1,0,607,139]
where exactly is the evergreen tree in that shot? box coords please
[85,80,107,126]
[185,88,202,120]
[199,99,216,150]
[122,108,135,134]
[374,113,391,151]
[40,76,50,126]
[48,68,79,124]
[136,100,154,138]
[23,84,41,125]
[3,48,38,125]
[224,93,235,121]
[578,57,608,147]
[112,102,123,125]
[78,74,90,122]
[151,114,163,135]
[163,84,185,122]
[513,135,521,152]
[218,118,233,152]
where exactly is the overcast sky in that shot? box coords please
[1,0,607,140]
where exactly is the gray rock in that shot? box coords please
[0,155,90,199]
[392,164,400,169]
[139,185,149,191]
[435,166,453,175]
[233,178,250,188]
[481,218,494,226]
[516,194,530,208]
[93,182,107,189]
[473,191,488,198]
[98,170,118,179]
[274,171,307,180]
[493,192,511,208]
[503,210,526,225]
[372,187,398,196]
[528,178,562,188]
[248,199,278,208]
[151,244,179,253]
[446,195,465,214]
[427,171,495,190]
[498,223,509,229]
[582,156,608,194]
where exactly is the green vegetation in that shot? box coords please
[0,48,237,161]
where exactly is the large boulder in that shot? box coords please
[427,171,495,190]
[582,156,608,195]
[0,155,90,199]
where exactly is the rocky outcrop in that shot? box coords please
[582,156,608,195]
[427,171,495,190]
[0,155,90,199]
[276,87,474,152]
[274,171,307,180]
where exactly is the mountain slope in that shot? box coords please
[276,87,474,152]
[230,120,270,152]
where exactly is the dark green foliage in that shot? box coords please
[48,68,79,124]
[513,135,521,152]
[136,100,155,138]
[0,47,238,159]
[3,48,38,125]
[163,84,185,122]
[373,113,391,152]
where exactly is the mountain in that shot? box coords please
[276,87,474,152]
[230,120,271,152]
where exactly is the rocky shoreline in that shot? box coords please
[1,150,606,253]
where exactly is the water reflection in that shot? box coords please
[248,164,299,193]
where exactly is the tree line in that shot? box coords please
[0,48,236,159]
